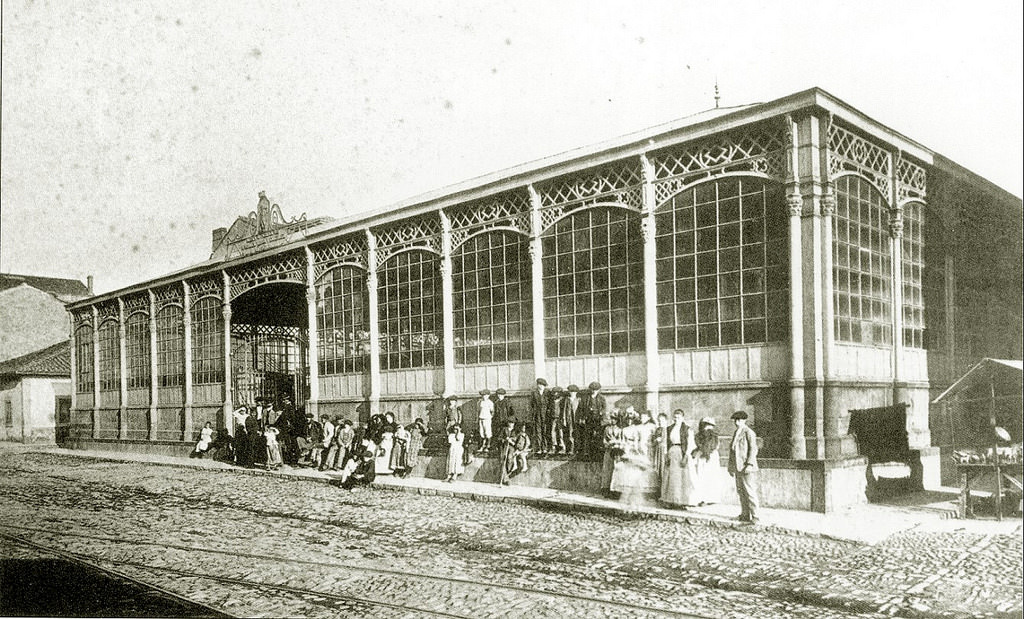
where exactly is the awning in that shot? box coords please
[932,358,1023,404]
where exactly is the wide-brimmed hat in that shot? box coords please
[730,411,748,420]
[700,417,716,426]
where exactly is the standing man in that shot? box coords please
[728,411,759,524]
[560,384,582,455]
[529,379,549,455]
[493,388,515,428]
[580,381,607,459]
[476,389,494,453]
[444,396,462,432]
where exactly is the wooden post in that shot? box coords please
[991,377,1002,521]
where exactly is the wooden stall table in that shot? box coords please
[957,462,1024,519]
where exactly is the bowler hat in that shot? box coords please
[730,411,748,420]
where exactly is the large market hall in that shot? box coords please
[64,88,1023,511]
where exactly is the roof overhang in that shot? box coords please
[932,358,1024,403]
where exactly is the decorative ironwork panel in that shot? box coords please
[153,284,183,309]
[96,302,119,323]
[312,234,369,280]
[897,156,927,203]
[650,126,787,205]
[123,293,149,315]
[373,215,442,267]
[448,191,531,249]
[827,122,892,200]
[188,276,222,303]
[229,252,306,300]
[72,309,94,328]
[534,161,643,232]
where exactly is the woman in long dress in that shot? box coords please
[405,418,427,476]
[691,417,721,506]
[638,411,659,496]
[264,426,283,471]
[617,412,650,505]
[660,409,697,508]
[650,412,668,488]
[375,412,397,474]
[390,422,410,476]
[445,424,465,482]
[602,412,625,496]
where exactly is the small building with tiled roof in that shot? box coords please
[0,273,92,363]
[0,340,72,443]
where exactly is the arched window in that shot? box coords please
[75,325,94,393]
[97,319,120,392]
[542,208,644,357]
[125,312,150,389]
[317,266,369,375]
[191,297,224,384]
[655,177,788,349]
[378,250,442,369]
[156,305,184,387]
[453,230,532,364]
[833,175,892,346]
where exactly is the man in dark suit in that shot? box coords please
[493,388,515,428]
[557,385,581,454]
[728,411,759,524]
[529,378,550,454]
[580,381,607,459]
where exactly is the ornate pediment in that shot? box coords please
[211,191,331,260]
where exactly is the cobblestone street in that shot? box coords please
[0,450,1020,618]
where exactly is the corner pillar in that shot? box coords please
[92,306,100,439]
[183,281,194,437]
[439,213,456,397]
[527,185,546,382]
[305,247,320,420]
[117,299,128,440]
[366,231,381,417]
[221,271,233,434]
[639,155,660,411]
[786,114,807,459]
[148,290,160,441]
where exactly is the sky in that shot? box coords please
[2,0,1021,294]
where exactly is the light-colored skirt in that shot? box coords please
[692,451,722,505]
[661,445,697,506]
[447,444,465,476]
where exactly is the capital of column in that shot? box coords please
[306,288,316,305]
[640,216,654,244]
[528,237,540,264]
[366,271,378,291]
[820,192,836,217]
[222,304,232,320]
[889,210,904,239]
[787,192,803,216]
[439,257,451,280]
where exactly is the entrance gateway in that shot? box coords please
[229,282,308,409]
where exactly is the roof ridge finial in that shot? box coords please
[714,78,720,109]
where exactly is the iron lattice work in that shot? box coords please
[188,276,222,304]
[312,233,368,281]
[897,155,927,204]
[72,310,93,329]
[96,302,119,324]
[372,215,442,268]
[153,284,183,310]
[827,122,892,201]
[123,293,149,315]
[448,191,532,249]
[536,161,644,232]
[650,126,788,206]
[229,252,307,300]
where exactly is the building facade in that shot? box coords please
[0,341,73,444]
[1,273,92,363]
[64,89,1023,500]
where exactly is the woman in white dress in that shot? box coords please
[691,417,721,506]
[375,412,397,474]
[445,425,465,482]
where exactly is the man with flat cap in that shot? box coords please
[557,385,581,454]
[476,388,494,453]
[493,388,515,429]
[529,378,550,455]
[547,386,566,454]
[728,411,759,524]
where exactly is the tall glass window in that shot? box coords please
[191,297,224,384]
[317,266,369,375]
[542,208,644,357]
[378,250,442,369]
[833,175,892,346]
[97,320,120,392]
[156,305,184,387]
[125,312,151,389]
[75,325,94,393]
[655,177,788,349]
[453,231,533,364]
[902,202,925,348]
